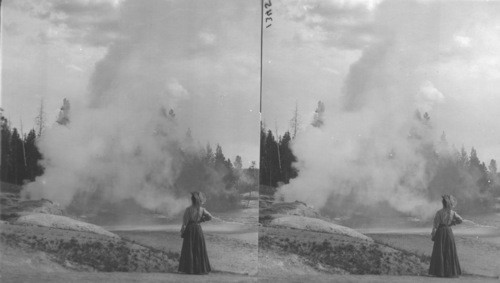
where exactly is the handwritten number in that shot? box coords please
[264,0,272,29]
[264,0,272,9]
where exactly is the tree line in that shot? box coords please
[1,113,44,186]
[174,129,258,211]
[259,102,322,189]
[260,102,500,213]
[408,109,500,213]
[0,102,258,212]
[259,125,298,188]
[426,133,500,213]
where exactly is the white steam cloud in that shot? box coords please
[21,0,232,215]
[278,1,457,219]
[23,82,191,215]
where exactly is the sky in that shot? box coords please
[262,0,500,163]
[1,0,261,167]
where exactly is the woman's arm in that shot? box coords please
[452,211,463,225]
[180,208,189,236]
[431,211,439,239]
[202,208,213,222]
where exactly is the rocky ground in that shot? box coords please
[2,182,498,282]
[0,197,178,273]
[258,200,430,277]
[0,183,259,282]
[258,190,500,281]
[368,231,500,278]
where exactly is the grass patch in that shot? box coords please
[259,230,428,276]
[0,230,178,272]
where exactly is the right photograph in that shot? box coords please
[259,0,500,281]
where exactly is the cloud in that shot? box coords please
[166,78,190,105]
[198,32,217,46]
[284,0,378,50]
[5,0,122,46]
[416,81,445,113]
[454,35,471,47]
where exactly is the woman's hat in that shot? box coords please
[442,194,457,208]
[191,191,206,205]
[198,192,206,205]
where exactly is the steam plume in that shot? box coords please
[278,1,457,219]
[21,0,243,216]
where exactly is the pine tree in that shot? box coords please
[312,101,325,128]
[279,131,297,183]
[489,159,500,197]
[489,159,497,175]
[264,130,280,186]
[234,155,243,171]
[24,129,44,181]
[10,128,26,184]
[459,146,469,168]
[226,158,233,169]
[290,102,301,139]
[56,98,71,125]
[204,143,214,165]
[35,98,46,137]
[469,147,480,171]
[260,123,268,185]
[214,144,226,167]
[1,115,13,182]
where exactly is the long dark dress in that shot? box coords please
[178,206,212,274]
[429,208,463,277]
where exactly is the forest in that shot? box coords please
[0,104,258,213]
[260,102,500,214]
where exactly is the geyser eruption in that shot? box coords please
[23,92,191,216]
[278,1,462,220]
[21,0,243,217]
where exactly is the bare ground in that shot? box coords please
[114,228,258,275]
[2,271,499,283]
[2,223,498,282]
[257,200,500,282]
[2,189,498,282]
[259,226,429,276]
[368,232,500,278]
[0,222,177,273]
[0,190,259,282]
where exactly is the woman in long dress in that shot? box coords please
[178,192,213,274]
[429,194,463,277]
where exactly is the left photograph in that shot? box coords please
[0,0,260,281]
